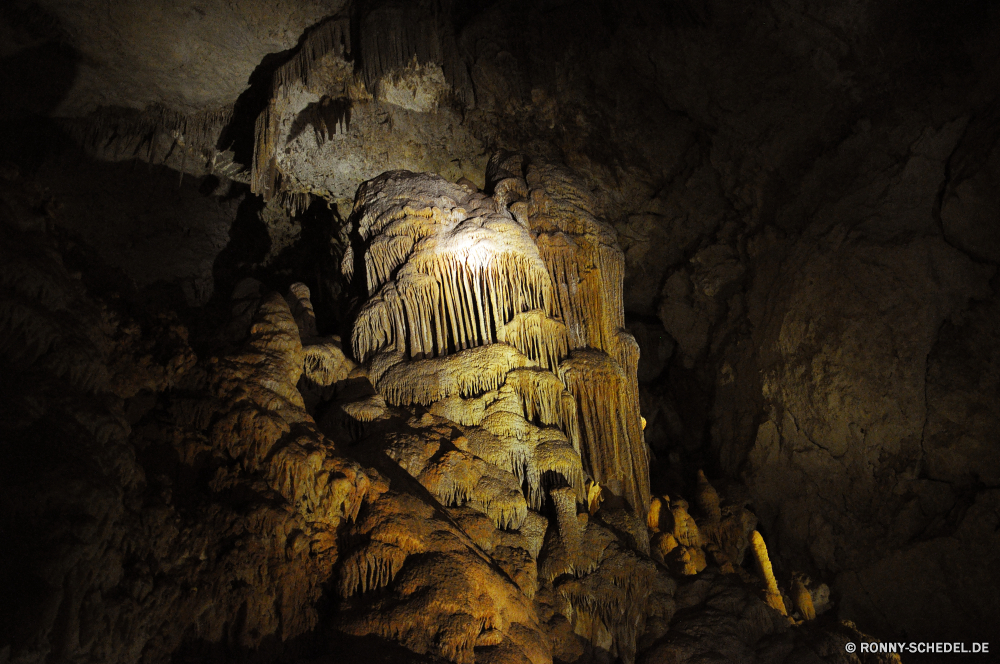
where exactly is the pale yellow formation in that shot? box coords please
[751,530,788,616]
[648,497,667,531]
[498,309,570,371]
[417,451,528,530]
[466,421,585,510]
[659,498,706,575]
[285,282,319,337]
[372,343,530,405]
[586,480,603,515]
[340,393,389,422]
[342,165,650,562]
[515,163,649,517]
[792,574,816,621]
[559,350,647,517]
[335,492,551,664]
[345,175,554,363]
[301,340,356,387]
[502,367,581,449]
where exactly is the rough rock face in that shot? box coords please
[731,124,1000,644]
[5,0,349,117]
[745,230,995,633]
[0,171,372,662]
[0,145,914,663]
[3,0,1000,659]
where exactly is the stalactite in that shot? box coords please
[251,17,351,203]
[500,368,580,451]
[343,168,649,541]
[497,309,569,371]
[273,19,351,93]
[60,104,239,179]
[347,173,557,362]
[466,462,529,531]
[357,1,473,107]
[351,284,406,362]
[339,540,408,597]
[429,393,489,426]
[559,350,650,516]
[251,100,284,199]
[469,415,583,510]
[373,343,531,406]
[275,190,312,218]
[586,481,604,515]
[288,96,353,146]
[466,425,532,488]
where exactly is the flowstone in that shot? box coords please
[328,159,660,661]
[341,162,649,523]
[324,160,902,664]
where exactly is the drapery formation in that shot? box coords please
[342,162,648,521]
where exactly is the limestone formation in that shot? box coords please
[694,469,721,524]
[751,530,789,618]
[6,0,999,659]
[792,574,817,622]
[340,166,648,526]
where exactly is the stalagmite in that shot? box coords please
[648,496,668,532]
[551,487,583,558]
[586,480,603,515]
[339,166,652,660]
[670,499,701,548]
[695,469,722,524]
[559,350,649,517]
[286,283,319,338]
[792,574,817,621]
[751,530,788,617]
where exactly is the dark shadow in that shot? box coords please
[209,190,271,303]
[0,8,80,173]
[172,630,449,664]
[215,49,296,166]
[288,96,352,145]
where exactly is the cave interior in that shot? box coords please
[1,1,999,663]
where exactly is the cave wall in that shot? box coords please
[2,0,999,658]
